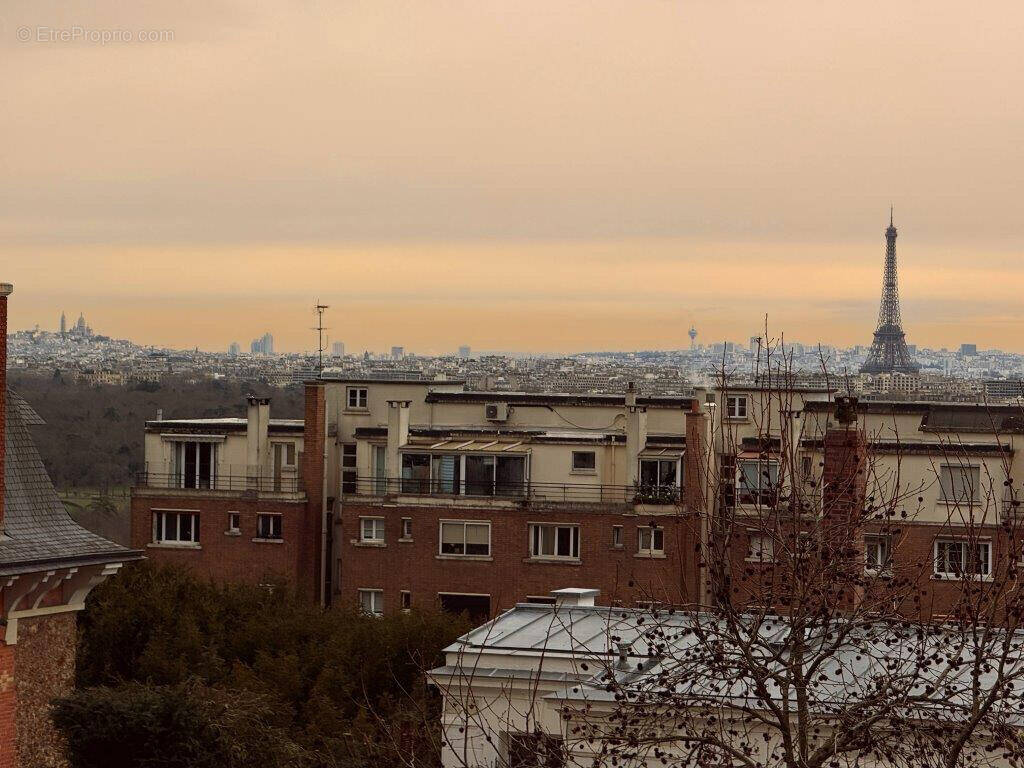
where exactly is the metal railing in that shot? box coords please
[135,463,304,494]
[342,476,682,505]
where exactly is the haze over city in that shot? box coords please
[5,0,1024,352]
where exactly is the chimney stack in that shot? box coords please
[0,283,12,530]
[386,401,411,490]
[246,395,271,477]
[625,383,647,487]
[821,396,867,610]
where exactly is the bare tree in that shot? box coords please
[431,336,1024,768]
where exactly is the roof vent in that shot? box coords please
[551,587,599,608]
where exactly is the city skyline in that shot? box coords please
[6,1,1024,352]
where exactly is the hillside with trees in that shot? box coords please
[7,373,304,490]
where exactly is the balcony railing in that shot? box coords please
[135,463,304,494]
[342,476,682,505]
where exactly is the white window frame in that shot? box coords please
[726,395,748,419]
[347,387,368,409]
[933,538,991,580]
[358,588,383,616]
[439,520,492,557]
[400,590,412,612]
[747,533,774,562]
[865,534,891,573]
[172,441,217,489]
[637,526,665,556]
[152,509,200,546]
[737,458,780,506]
[611,525,623,548]
[360,517,385,543]
[256,513,283,540]
[227,512,241,535]
[401,517,413,540]
[272,441,296,467]
[571,450,597,473]
[529,523,580,561]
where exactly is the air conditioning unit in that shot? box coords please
[485,403,509,421]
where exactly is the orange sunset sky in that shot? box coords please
[3,1,1024,354]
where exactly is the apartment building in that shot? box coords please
[129,395,314,591]
[131,374,1024,622]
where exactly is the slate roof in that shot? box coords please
[2,390,141,576]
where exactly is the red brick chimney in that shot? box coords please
[821,396,868,609]
[0,282,11,531]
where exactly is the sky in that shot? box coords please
[3,1,1024,354]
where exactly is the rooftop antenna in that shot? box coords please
[890,204,894,227]
[312,302,329,378]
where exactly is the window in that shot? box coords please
[737,459,780,506]
[173,441,216,489]
[272,442,296,466]
[358,589,383,616]
[401,453,432,493]
[747,534,774,561]
[726,395,748,419]
[152,510,199,545]
[507,733,565,768]
[440,521,491,556]
[347,387,368,409]
[227,512,240,534]
[438,593,490,620]
[934,538,991,578]
[401,518,413,539]
[637,526,665,556]
[341,444,357,494]
[571,451,596,472]
[611,525,623,548]
[373,445,388,494]
[400,452,525,497]
[360,517,385,543]
[865,535,891,571]
[257,513,282,540]
[637,458,680,503]
[400,591,411,611]
[800,455,813,479]
[530,524,580,560]
[939,465,981,504]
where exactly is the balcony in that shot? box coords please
[134,463,304,496]
[342,476,682,507]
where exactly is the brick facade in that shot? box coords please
[301,384,327,601]
[338,500,701,615]
[0,643,14,768]
[130,494,310,589]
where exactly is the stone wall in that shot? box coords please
[15,614,75,768]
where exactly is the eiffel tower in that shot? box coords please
[860,209,919,374]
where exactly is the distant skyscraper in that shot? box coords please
[59,311,66,335]
[261,333,274,356]
[228,342,240,356]
[960,343,977,356]
[860,211,919,374]
[458,345,471,359]
[688,326,697,350]
[391,346,404,360]
[250,339,261,355]
[332,341,345,357]
[749,336,761,354]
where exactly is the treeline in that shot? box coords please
[8,373,304,489]
[55,563,470,767]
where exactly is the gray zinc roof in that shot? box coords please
[2,390,141,575]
